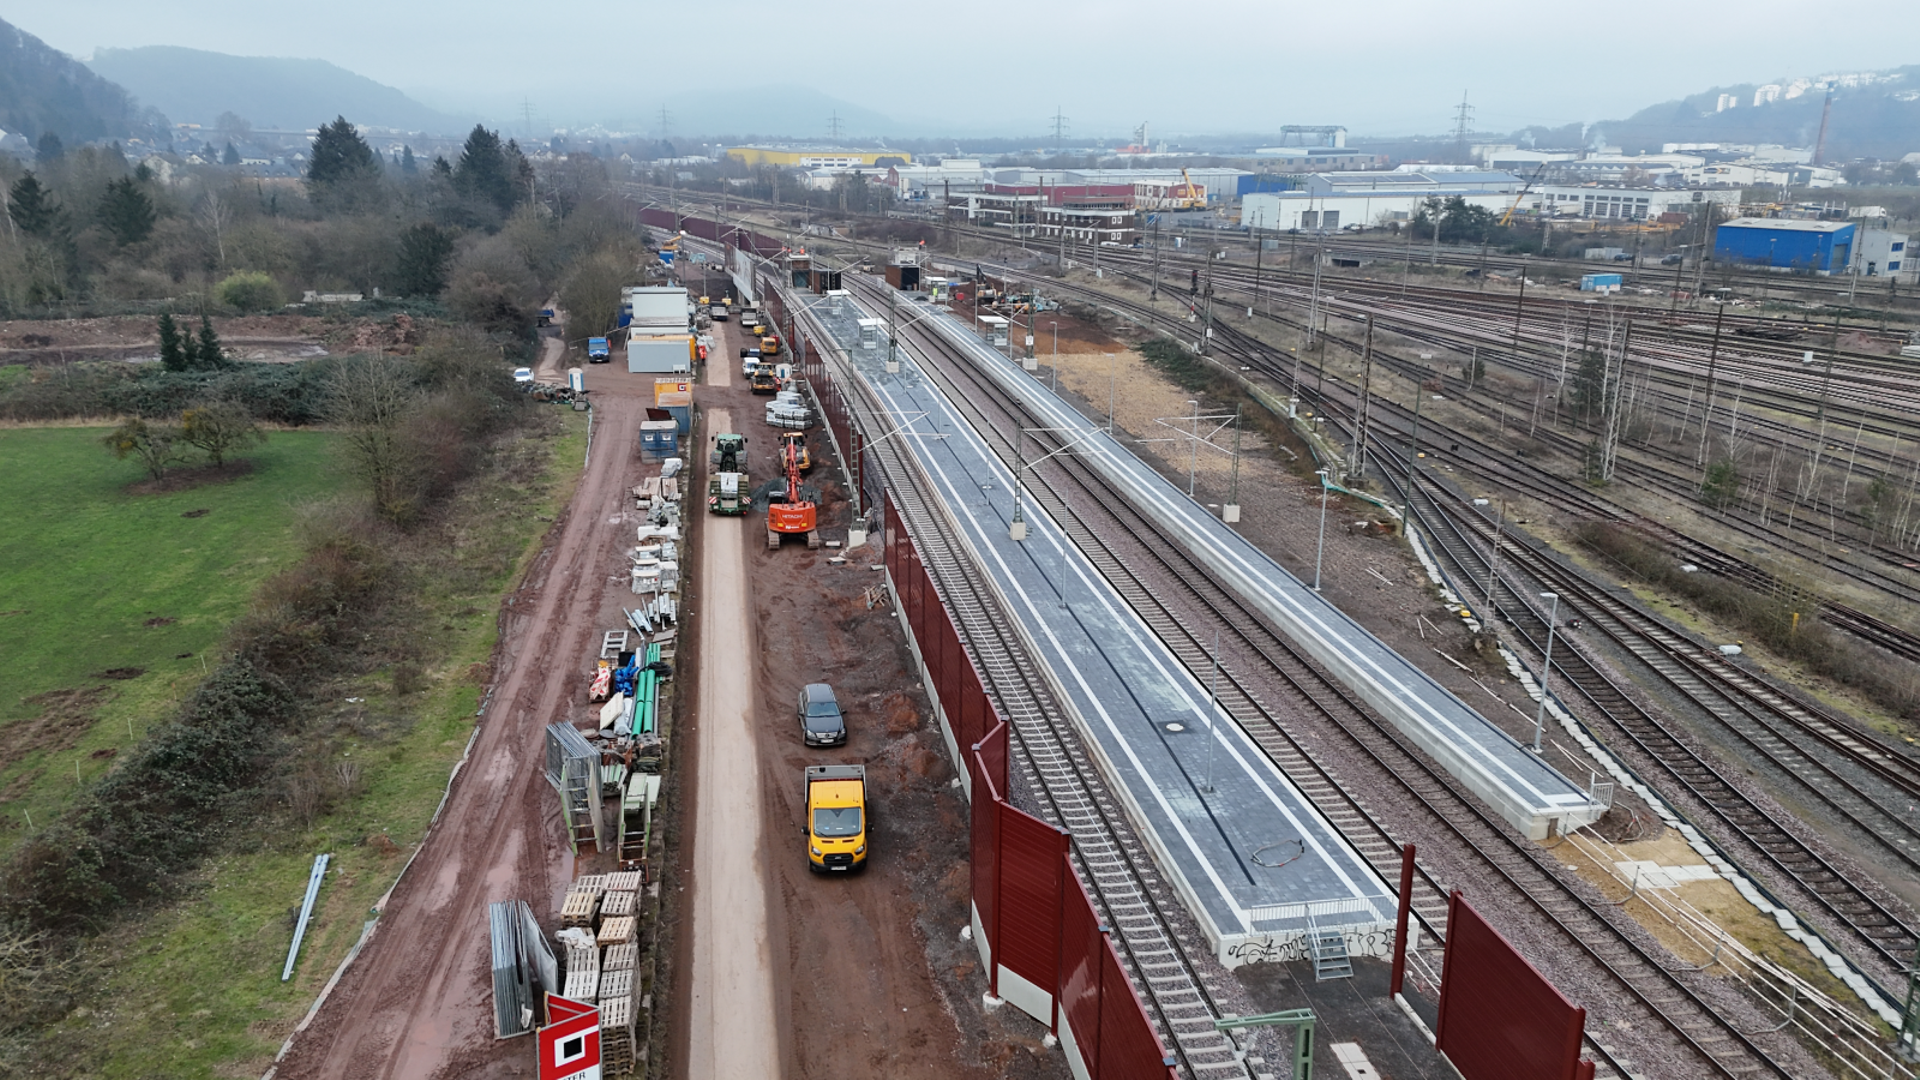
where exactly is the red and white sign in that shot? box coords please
[539,994,601,1080]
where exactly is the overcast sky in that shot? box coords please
[31,1,1920,138]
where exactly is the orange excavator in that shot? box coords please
[767,435,819,550]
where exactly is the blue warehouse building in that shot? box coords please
[1713,217,1855,275]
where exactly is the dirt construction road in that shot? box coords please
[685,406,782,1079]
[273,381,647,1080]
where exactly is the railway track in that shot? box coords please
[856,276,1802,1079]
[959,250,1920,650]
[1381,451,1920,985]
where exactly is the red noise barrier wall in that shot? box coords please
[884,490,1174,1080]
[1436,892,1594,1080]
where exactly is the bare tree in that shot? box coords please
[180,401,265,465]
[324,355,420,519]
[101,418,182,481]
[196,187,232,269]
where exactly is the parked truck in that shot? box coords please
[804,765,867,872]
[708,433,748,515]
[586,336,610,362]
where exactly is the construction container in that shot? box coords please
[654,378,694,407]
[886,264,922,290]
[640,419,679,457]
[1579,273,1623,293]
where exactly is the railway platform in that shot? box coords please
[807,292,1399,967]
[909,296,1607,843]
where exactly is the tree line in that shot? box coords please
[0,116,644,352]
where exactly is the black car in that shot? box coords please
[799,683,847,747]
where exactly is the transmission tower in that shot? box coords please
[1452,92,1475,156]
[657,106,672,143]
[1050,106,1070,151]
[828,110,844,142]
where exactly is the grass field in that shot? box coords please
[0,427,345,840]
[17,408,590,1078]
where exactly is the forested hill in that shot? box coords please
[87,46,467,134]
[0,17,163,144]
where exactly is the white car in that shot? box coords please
[512,367,534,384]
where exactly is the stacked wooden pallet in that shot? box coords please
[555,874,642,1074]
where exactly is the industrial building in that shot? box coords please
[948,183,1143,244]
[1854,228,1910,281]
[724,146,910,168]
[1712,218,1855,275]
[1530,186,1742,221]
[1239,171,1521,232]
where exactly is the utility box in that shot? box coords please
[1580,273,1623,294]
[639,419,679,457]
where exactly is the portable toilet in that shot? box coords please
[639,418,679,457]
[567,368,585,393]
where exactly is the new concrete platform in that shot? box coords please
[910,299,1605,843]
[806,293,1398,967]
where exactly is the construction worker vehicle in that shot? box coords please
[739,333,782,359]
[767,432,820,549]
[749,363,780,395]
[708,433,748,515]
[804,765,867,872]
[778,430,811,471]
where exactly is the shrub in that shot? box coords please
[215,269,284,313]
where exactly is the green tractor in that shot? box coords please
[708,433,748,515]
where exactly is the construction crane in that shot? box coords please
[767,436,820,550]
[1177,168,1207,210]
[1499,163,1551,228]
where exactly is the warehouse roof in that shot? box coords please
[1718,217,1853,233]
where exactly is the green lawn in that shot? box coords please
[0,426,344,838]
[31,409,589,1078]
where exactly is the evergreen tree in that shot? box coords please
[7,172,65,238]
[394,222,457,296]
[306,116,381,198]
[157,313,189,372]
[431,155,453,178]
[1570,349,1608,425]
[401,145,417,174]
[223,142,242,166]
[195,315,228,369]
[35,131,63,160]
[453,125,517,214]
[98,177,156,247]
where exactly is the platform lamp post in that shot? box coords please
[1533,592,1560,753]
[1107,353,1117,435]
[1051,320,1059,391]
[1186,399,1200,496]
[1010,416,1027,541]
[1313,469,1331,592]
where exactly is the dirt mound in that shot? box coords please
[91,667,146,681]
[144,616,177,627]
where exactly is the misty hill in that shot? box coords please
[650,85,896,143]
[1591,66,1920,159]
[0,17,162,142]
[87,46,468,134]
